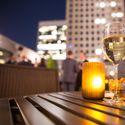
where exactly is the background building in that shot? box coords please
[66,0,125,61]
[37,20,67,60]
[0,34,40,64]
[0,34,16,63]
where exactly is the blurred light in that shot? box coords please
[0,59,5,64]
[39,35,57,40]
[101,18,106,24]
[37,43,66,50]
[0,51,3,56]
[52,30,57,35]
[39,27,47,32]
[116,12,124,17]
[53,53,66,60]
[111,12,124,18]
[62,25,67,30]
[95,18,106,24]
[95,18,101,24]
[60,35,67,40]
[110,1,116,7]
[88,58,101,62]
[37,50,44,55]
[44,54,50,60]
[57,40,61,44]
[109,70,115,76]
[49,26,57,30]
[93,77,102,88]
[95,48,102,55]
[39,26,57,33]
[117,53,121,56]
[111,12,116,17]
[100,2,106,8]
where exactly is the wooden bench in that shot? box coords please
[0,64,59,98]
[1,92,125,125]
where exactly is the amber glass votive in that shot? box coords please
[82,62,105,100]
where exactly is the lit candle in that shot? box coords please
[82,62,105,100]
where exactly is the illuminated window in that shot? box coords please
[0,51,3,56]
[99,2,106,8]
[111,12,124,18]
[94,18,106,24]
[110,1,117,7]
[117,12,124,17]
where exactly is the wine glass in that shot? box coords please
[103,22,125,104]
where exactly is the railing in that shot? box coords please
[0,64,59,98]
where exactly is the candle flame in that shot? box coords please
[93,77,102,88]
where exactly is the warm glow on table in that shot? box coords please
[82,62,105,99]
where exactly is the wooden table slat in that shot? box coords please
[59,92,125,110]
[49,93,125,119]
[39,94,125,125]
[28,96,98,125]
[15,97,55,125]
[0,98,13,125]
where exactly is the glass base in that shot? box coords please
[103,98,125,107]
[104,91,125,106]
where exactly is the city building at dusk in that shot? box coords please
[37,20,67,60]
[66,0,125,60]
[0,34,40,64]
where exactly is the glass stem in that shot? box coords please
[113,64,119,100]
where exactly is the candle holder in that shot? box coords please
[82,62,105,100]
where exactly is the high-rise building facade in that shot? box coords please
[37,20,67,60]
[66,0,125,60]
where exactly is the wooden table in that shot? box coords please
[1,92,125,125]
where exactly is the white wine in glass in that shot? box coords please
[103,22,125,104]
